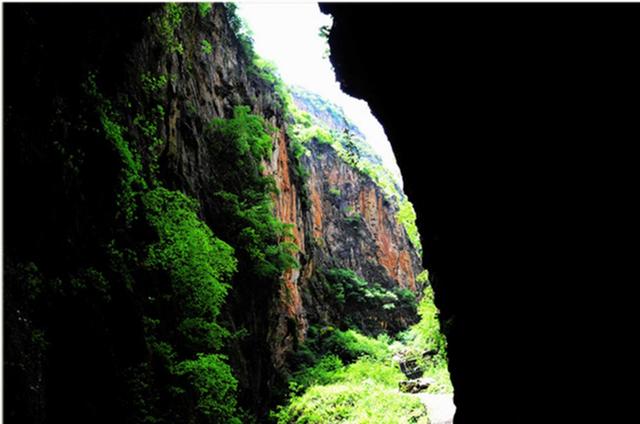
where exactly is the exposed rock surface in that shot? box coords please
[399,377,436,393]
[416,394,456,424]
[397,356,424,380]
[291,87,364,138]
[295,140,423,334]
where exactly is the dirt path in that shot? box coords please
[414,393,456,424]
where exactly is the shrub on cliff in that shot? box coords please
[410,286,448,365]
[396,284,453,393]
[207,106,299,281]
[209,105,274,161]
[143,187,236,322]
[173,353,240,423]
[322,268,418,332]
[80,73,246,422]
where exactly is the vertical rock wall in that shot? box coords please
[112,2,424,373]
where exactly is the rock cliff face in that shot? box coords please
[303,140,420,292]
[4,4,422,420]
[267,88,424,369]
[268,135,423,369]
[300,140,422,321]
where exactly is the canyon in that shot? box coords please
[4,4,427,422]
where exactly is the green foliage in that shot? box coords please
[293,325,393,369]
[396,285,453,393]
[222,27,314,210]
[186,100,198,116]
[142,187,236,322]
[215,191,299,280]
[156,3,184,54]
[318,24,331,59]
[289,88,358,135]
[228,20,291,125]
[133,112,162,145]
[212,6,424,259]
[411,286,447,364]
[422,362,454,394]
[131,101,166,182]
[274,380,428,424]
[286,85,424,257]
[275,329,428,424]
[275,289,451,422]
[322,328,393,363]
[86,72,150,225]
[207,106,298,281]
[397,198,423,254]
[416,269,430,285]
[329,187,341,197]
[99,105,146,225]
[198,2,213,18]
[250,55,294,120]
[318,25,331,40]
[139,188,241,420]
[287,96,424,256]
[121,363,159,424]
[67,267,111,302]
[209,105,274,160]
[290,120,333,146]
[164,3,183,26]
[228,36,315,208]
[201,39,213,55]
[289,354,344,390]
[133,112,159,140]
[333,357,404,387]
[323,269,416,318]
[290,136,309,161]
[397,287,418,307]
[74,14,435,423]
[85,74,243,421]
[344,211,361,225]
[140,72,168,95]
[252,57,280,85]
[290,137,311,200]
[225,3,255,60]
[173,354,240,423]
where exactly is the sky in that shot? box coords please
[236,3,404,186]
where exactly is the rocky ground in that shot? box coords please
[415,393,456,424]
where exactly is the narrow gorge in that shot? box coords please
[4,4,451,424]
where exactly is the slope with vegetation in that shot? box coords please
[273,284,452,423]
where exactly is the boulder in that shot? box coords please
[399,377,436,393]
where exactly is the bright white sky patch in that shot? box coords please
[236,2,404,186]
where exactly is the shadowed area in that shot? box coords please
[321,3,638,422]
[3,3,634,423]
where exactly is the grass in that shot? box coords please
[274,282,453,423]
[276,357,429,424]
[276,380,429,424]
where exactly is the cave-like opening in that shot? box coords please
[237,3,456,422]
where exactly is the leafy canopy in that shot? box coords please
[143,187,237,322]
[207,106,298,281]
